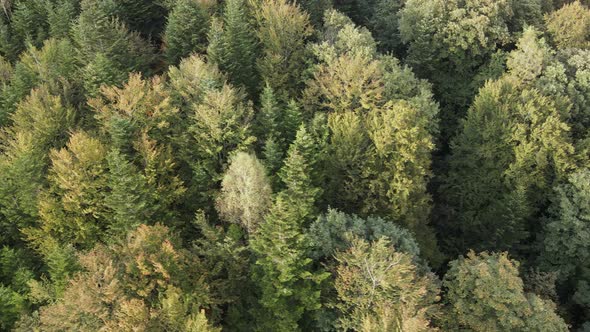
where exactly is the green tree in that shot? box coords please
[2,38,80,125]
[333,237,440,331]
[443,251,568,331]
[216,152,272,234]
[252,0,313,100]
[0,87,75,242]
[250,130,327,330]
[206,0,258,97]
[441,77,575,255]
[545,1,590,49]
[399,0,514,138]
[72,0,156,95]
[307,209,421,262]
[163,0,212,65]
[540,169,590,327]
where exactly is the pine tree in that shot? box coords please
[163,0,212,65]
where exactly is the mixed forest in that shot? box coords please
[0,0,589,330]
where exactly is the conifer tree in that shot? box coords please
[0,87,74,242]
[2,38,80,125]
[163,0,212,65]
[250,128,327,330]
[206,0,258,97]
[72,0,156,95]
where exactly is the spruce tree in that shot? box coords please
[72,0,156,95]
[250,128,327,330]
[163,0,212,65]
[206,0,258,97]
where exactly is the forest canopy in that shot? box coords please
[0,0,589,331]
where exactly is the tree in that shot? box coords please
[31,224,219,331]
[399,0,514,138]
[250,129,327,330]
[545,1,590,49]
[72,0,156,95]
[0,87,75,242]
[216,152,272,233]
[443,251,567,331]
[2,38,80,125]
[307,209,421,261]
[163,0,212,65]
[28,131,108,250]
[206,0,258,97]
[333,237,440,331]
[441,77,575,255]
[252,0,313,100]
[167,55,255,213]
[304,12,441,262]
[540,169,590,327]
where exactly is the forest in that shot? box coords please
[0,0,589,330]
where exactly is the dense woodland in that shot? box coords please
[0,0,589,330]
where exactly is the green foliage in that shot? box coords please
[540,169,590,324]
[308,209,421,261]
[443,251,568,331]
[0,87,75,243]
[72,0,156,94]
[206,0,258,97]
[163,0,212,65]
[399,0,515,138]
[252,0,313,100]
[545,1,590,49]
[2,38,80,125]
[442,77,575,255]
[250,130,327,330]
[333,237,440,331]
